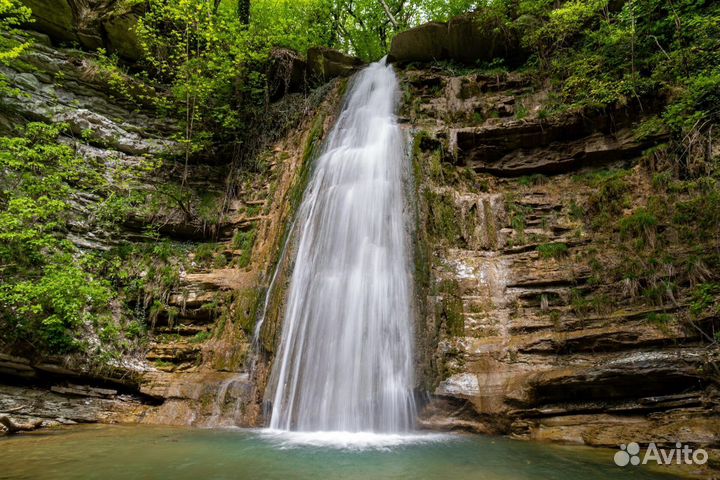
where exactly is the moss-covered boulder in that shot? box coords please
[446,13,523,65]
[388,21,448,63]
[307,47,364,83]
[21,0,76,44]
[388,13,525,66]
[103,10,144,62]
[20,0,144,62]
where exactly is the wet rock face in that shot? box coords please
[388,13,525,66]
[401,64,720,469]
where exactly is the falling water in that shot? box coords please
[265,59,416,433]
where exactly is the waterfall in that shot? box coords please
[265,59,416,433]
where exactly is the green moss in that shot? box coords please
[426,190,460,245]
[234,287,263,335]
[189,331,212,343]
[429,151,443,180]
[517,174,547,187]
[583,169,632,228]
[619,208,657,244]
[194,242,219,263]
[537,242,569,258]
[645,312,674,333]
[197,191,224,226]
[288,113,325,213]
[153,360,175,369]
[507,201,531,244]
[232,228,256,268]
[570,289,611,316]
[436,279,464,337]
[690,283,720,317]
[568,200,584,220]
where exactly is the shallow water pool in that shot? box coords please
[0,425,677,479]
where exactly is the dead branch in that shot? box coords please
[0,415,43,434]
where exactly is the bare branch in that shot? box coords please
[378,0,398,28]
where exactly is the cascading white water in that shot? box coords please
[265,59,416,433]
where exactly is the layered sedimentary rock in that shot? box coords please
[401,63,719,476]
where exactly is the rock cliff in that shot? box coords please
[400,63,719,475]
[0,23,347,429]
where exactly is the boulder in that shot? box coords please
[21,0,76,44]
[388,12,525,66]
[268,48,307,100]
[388,22,449,63]
[20,0,144,62]
[307,47,364,83]
[447,13,522,65]
[103,11,144,62]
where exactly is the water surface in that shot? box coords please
[0,425,677,479]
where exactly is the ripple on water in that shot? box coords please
[257,429,455,451]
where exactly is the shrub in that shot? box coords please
[537,242,569,258]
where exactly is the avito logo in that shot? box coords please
[614,442,708,467]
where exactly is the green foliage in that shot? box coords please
[517,173,547,187]
[690,283,720,317]
[507,200,531,244]
[583,169,631,227]
[232,228,257,268]
[190,330,212,343]
[524,0,608,61]
[0,0,32,94]
[645,312,674,333]
[619,208,658,243]
[509,0,720,154]
[2,263,113,352]
[136,0,260,153]
[0,123,144,354]
[537,242,569,259]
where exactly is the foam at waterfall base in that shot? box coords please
[258,429,453,450]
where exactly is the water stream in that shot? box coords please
[264,59,416,433]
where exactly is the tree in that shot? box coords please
[239,0,251,24]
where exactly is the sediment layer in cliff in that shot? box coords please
[403,63,720,476]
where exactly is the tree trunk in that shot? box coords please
[238,0,250,25]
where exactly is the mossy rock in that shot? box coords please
[22,0,76,43]
[307,47,364,84]
[103,10,144,62]
[388,13,525,66]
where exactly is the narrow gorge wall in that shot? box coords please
[401,66,720,470]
